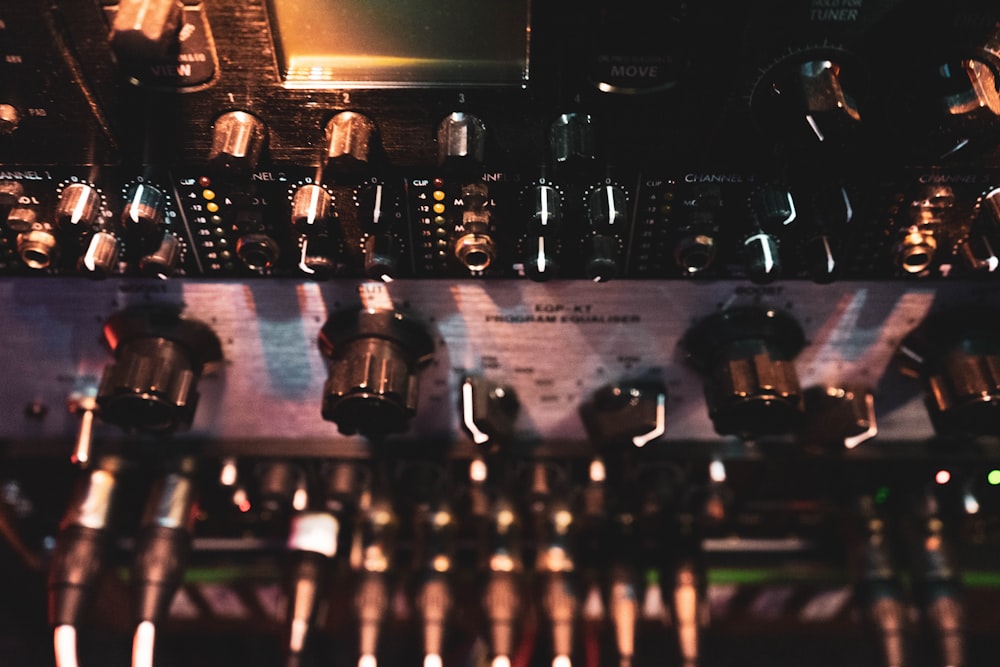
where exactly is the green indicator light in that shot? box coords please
[988,470,1000,486]
[874,486,890,504]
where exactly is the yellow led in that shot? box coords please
[432,190,446,201]
[206,202,220,213]
[434,216,447,225]
[202,189,216,201]
[432,202,446,214]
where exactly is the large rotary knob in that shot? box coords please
[896,308,1000,437]
[96,307,222,434]
[108,0,183,63]
[437,112,486,172]
[208,111,267,177]
[750,54,862,152]
[682,307,805,437]
[324,111,379,174]
[319,307,435,439]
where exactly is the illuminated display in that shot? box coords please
[267,0,530,88]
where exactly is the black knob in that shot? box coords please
[97,307,222,434]
[550,113,597,172]
[523,235,559,282]
[582,234,619,282]
[580,380,668,448]
[896,308,1000,436]
[961,187,1000,273]
[750,185,797,232]
[743,232,782,283]
[585,184,628,281]
[750,56,862,151]
[523,184,563,282]
[359,184,403,280]
[122,183,167,254]
[319,307,435,439]
[460,376,520,445]
[682,307,805,437]
[363,234,402,281]
[800,233,840,283]
[139,234,182,278]
[55,183,102,231]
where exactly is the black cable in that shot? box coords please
[130,466,198,667]
[47,459,121,667]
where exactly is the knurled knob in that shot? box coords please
[97,308,222,434]
[683,307,805,437]
[319,308,434,439]
[897,308,1000,436]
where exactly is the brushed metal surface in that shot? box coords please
[0,278,986,454]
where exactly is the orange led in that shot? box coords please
[432,190,446,201]
[202,189,216,201]
[432,202,446,214]
[206,202,219,213]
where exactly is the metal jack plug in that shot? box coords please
[416,501,456,667]
[284,511,339,667]
[352,493,396,667]
[484,497,523,667]
[130,460,198,667]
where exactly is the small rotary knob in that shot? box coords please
[319,307,435,439]
[79,231,120,278]
[751,185,797,232]
[580,380,668,448]
[363,235,402,281]
[585,184,627,281]
[208,111,267,177]
[55,183,102,231]
[460,375,520,445]
[682,307,805,437]
[122,183,167,254]
[324,111,378,172]
[358,183,403,280]
[290,184,337,277]
[291,184,333,231]
[97,307,222,434]
[743,232,782,284]
[523,184,563,282]
[897,308,1000,436]
[139,234,182,278]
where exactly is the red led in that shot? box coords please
[198,176,212,187]
[935,469,951,485]
[432,177,445,188]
